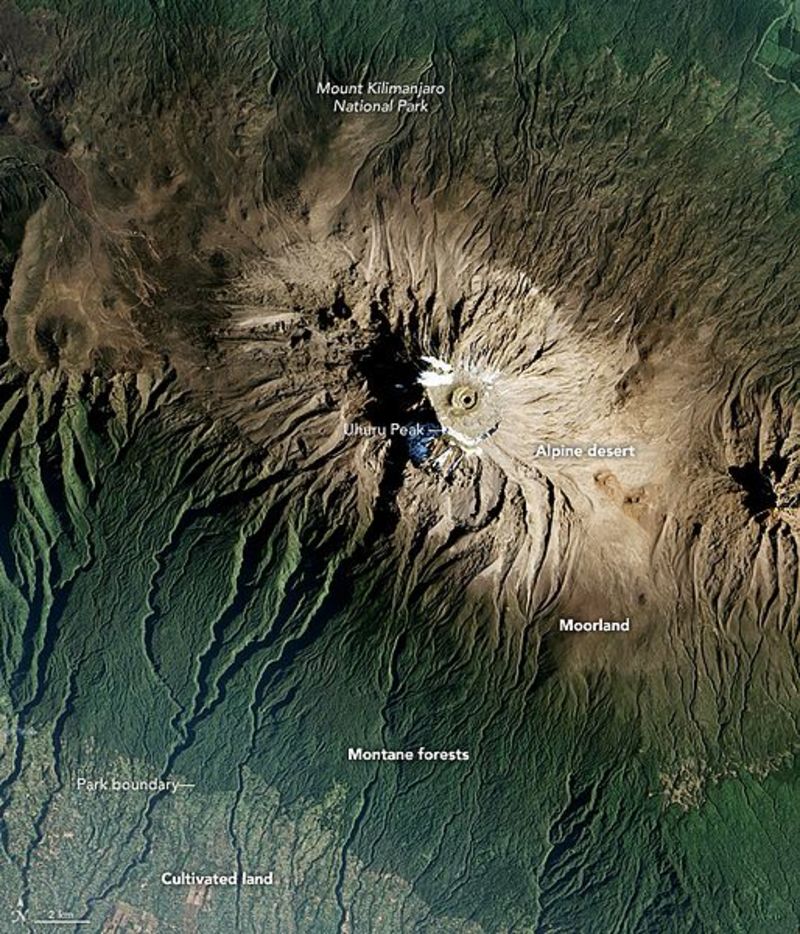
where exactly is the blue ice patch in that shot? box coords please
[406,423,443,466]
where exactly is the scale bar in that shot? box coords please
[31,920,90,925]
